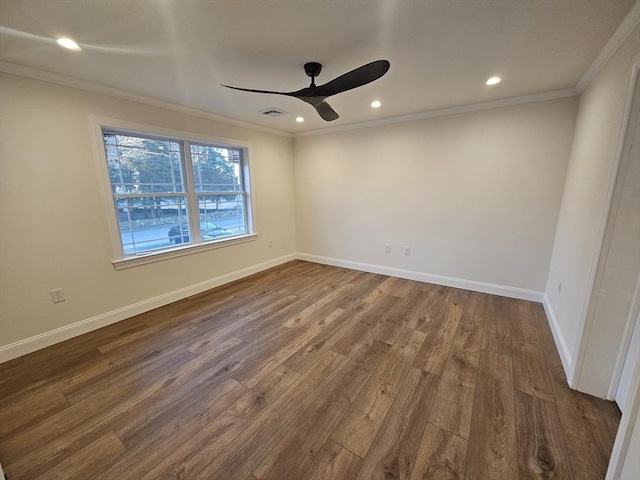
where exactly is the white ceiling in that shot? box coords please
[0,0,635,134]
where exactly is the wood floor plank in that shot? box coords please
[189,351,353,480]
[301,440,363,480]
[0,345,197,468]
[95,367,300,480]
[464,350,517,480]
[406,284,448,331]
[7,331,266,476]
[185,293,299,354]
[0,347,105,401]
[0,355,23,373]
[0,262,621,480]
[252,339,390,480]
[409,422,468,480]
[0,389,69,441]
[332,296,402,357]
[334,272,389,309]
[115,376,247,448]
[4,338,251,478]
[62,337,233,405]
[354,368,440,480]
[482,295,512,356]
[531,303,620,480]
[63,338,242,404]
[94,379,248,479]
[429,292,485,439]
[412,288,464,375]
[511,339,555,402]
[330,327,426,458]
[361,276,402,303]
[428,371,475,441]
[551,383,619,480]
[137,354,338,480]
[231,293,330,344]
[280,264,364,301]
[282,283,359,328]
[98,264,320,356]
[386,277,421,298]
[86,289,283,385]
[21,318,147,366]
[514,391,574,480]
[140,350,347,480]
[510,300,554,401]
[283,302,369,374]
[33,431,126,480]
[232,308,346,388]
[369,287,424,345]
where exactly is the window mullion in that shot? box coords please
[182,141,201,244]
[239,148,251,234]
[113,192,186,199]
[196,189,245,195]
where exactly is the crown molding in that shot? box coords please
[576,0,640,93]
[0,61,293,138]
[293,88,578,138]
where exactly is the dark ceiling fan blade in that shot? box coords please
[313,100,339,121]
[221,84,293,96]
[313,60,390,97]
[298,97,339,121]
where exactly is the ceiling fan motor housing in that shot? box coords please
[304,62,322,79]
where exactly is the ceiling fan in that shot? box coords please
[222,60,390,121]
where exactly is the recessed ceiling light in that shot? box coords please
[486,76,501,86]
[296,116,304,123]
[371,100,382,108]
[57,37,81,51]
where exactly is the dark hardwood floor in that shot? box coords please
[0,260,621,479]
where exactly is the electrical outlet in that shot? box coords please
[384,244,391,254]
[557,280,563,294]
[404,246,411,255]
[50,288,66,304]
[268,239,273,248]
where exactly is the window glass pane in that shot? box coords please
[116,195,189,255]
[198,194,247,237]
[104,133,184,194]
[190,144,241,193]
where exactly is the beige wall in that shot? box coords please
[294,97,578,293]
[545,24,640,397]
[0,73,296,348]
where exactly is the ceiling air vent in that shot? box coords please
[259,107,287,117]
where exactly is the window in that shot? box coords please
[99,125,253,263]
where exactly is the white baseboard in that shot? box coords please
[0,253,296,363]
[542,293,574,379]
[0,252,550,364]
[296,253,544,302]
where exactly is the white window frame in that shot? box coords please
[90,116,256,269]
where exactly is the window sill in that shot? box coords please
[112,233,258,270]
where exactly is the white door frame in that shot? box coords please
[571,55,640,390]
[606,309,640,479]
[602,55,640,479]
[610,274,640,402]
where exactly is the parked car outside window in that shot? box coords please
[168,222,233,244]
